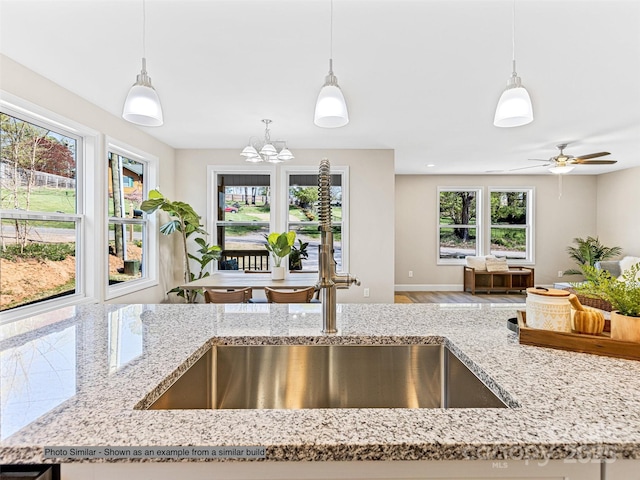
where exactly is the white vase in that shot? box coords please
[271,266,285,280]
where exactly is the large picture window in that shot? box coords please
[489,188,533,262]
[437,188,481,263]
[0,110,81,311]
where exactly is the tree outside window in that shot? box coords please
[0,112,79,311]
[437,189,481,262]
[490,189,531,261]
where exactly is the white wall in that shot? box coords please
[174,148,396,303]
[0,54,176,304]
[394,174,599,289]
[596,166,640,257]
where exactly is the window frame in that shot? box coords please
[436,187,483,265]
[104,138,158,299]
[488,187,535,264]
[0,93,99,323]
[280,165,350,273]
[207,165,277,273]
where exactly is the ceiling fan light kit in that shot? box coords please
[548,165,575,175]
[494,0,533,128]
[122,0,164,127]
[314,0,349,128]
[241,119,294,163]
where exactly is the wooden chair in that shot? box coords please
[204,287,252,304]
[264,286,316,303]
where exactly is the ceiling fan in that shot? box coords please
[511,143,617,173]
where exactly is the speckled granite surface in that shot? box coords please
[1,302,639,463]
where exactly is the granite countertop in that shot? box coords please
[1,302,639,463]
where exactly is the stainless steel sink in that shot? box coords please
[148,344,506,410]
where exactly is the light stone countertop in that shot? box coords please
[1,302,639,463]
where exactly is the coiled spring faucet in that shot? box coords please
[317,158,360,333]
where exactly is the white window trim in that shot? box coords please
[280,165,350,273]
[436,187,483,265]
[0,91,99,323]
[105,138,158,299]
[488,187,535,265]
[206,165,277,273]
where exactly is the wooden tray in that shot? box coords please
[517,310,640,361]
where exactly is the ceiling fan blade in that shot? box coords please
[572,159,617,165]
[527,158,552,162]
[574,151,611,160]
[510,163,550,171]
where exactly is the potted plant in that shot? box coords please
[288,239,309,270]
[141,189,221,303]
[574,264,640,342]
[264,231,296,279]
[564,236,622,280]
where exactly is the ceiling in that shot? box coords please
[1,0,639,175]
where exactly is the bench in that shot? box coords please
[463,266,534,294]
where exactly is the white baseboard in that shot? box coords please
[395,284,463,292]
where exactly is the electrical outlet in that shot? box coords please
[558,270,564,278]
[408,270,413,278]
[363,288,370,298]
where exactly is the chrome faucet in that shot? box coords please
[317,159,360,334]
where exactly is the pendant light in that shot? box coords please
[122,0,164,127]
[494,0,533,128]
[314,0,349,128]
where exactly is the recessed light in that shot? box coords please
[426,164,435,168]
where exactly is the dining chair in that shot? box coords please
[204,287,253,304]
[264,286,317,303]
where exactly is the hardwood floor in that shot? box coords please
[395,291,526,304]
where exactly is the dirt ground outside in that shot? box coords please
[1,245,143,309]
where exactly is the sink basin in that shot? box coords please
[147,344,506,410]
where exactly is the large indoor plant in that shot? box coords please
[264,231,296,279]
[574,264,640,342]
[564,236,622,279]
[141,189,221,303]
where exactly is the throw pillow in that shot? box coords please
[486,258,509,272]
[618,256,640,281]
[466,256,486,271]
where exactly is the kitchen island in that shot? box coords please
[1,303,639,479]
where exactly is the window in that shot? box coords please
[106,140,157,297]
[284,166,349,272]
[210,169,274,271]
[489,188,533,262]
[208,165,350,274]
[437,188,481,263]
[0,110,82,312]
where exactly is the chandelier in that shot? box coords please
[240,119,294,163]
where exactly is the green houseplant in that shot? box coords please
[564,236,622,279]
[288,239,309,270]
[264,231,296,279]
[141,189,221,303]
[574,264,640,342]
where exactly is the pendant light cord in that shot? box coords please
[511,0,516,74]
[330,0,333,60]
[142,0,147,59]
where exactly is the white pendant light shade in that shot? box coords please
[314,80,349,128]
[122,61,164,127]
[259,143,278,157]
[494,1,533,128]
[241,145,259,158]
[277,147,294,161]
[494,78,533,128]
